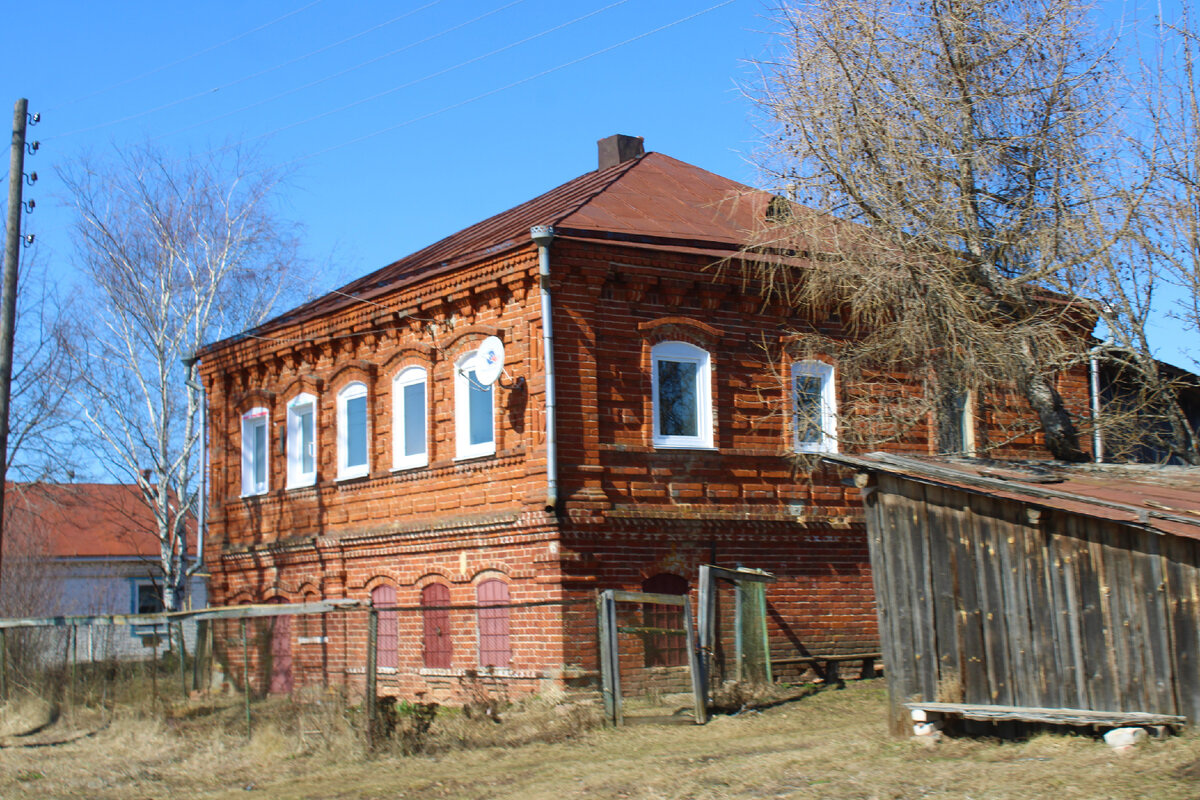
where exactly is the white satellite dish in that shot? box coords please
[473,336,506,386]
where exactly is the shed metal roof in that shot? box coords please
[824,452,1200,541]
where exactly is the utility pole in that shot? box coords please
[0,98,31,600]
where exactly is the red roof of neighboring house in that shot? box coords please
[234,150,842,339]
[3,483,188,559]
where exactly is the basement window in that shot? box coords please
[651,341,713,449]
[337,382,370,480]
[792,361,838,454]
[477,579,511,668]
[371,584,398,670]
[423,583,453,669]
[241,407,270,496]
[392,366,428,470]
[286,393,317,488]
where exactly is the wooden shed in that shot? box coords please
[826,453,1200,736]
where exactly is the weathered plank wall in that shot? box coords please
[866,474,1200,734]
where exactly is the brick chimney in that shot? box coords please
[597,134,644,170]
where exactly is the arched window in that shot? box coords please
[651,341,713,449]
[371,584,398,669]
[642,573,688,667]
[422,583,452,669]
[392,366,428,470]
[476,579,511,668]
[337,382,370,480]
[286,393,317,488]
[455,351,495,459]
[241,407,270,496]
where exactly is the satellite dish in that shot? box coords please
[474,336,505,386]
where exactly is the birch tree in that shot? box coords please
[63,145,303,612]
[749,0,1121,460]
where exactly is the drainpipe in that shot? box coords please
[183,354,207,578]
[1089,344,1105,464]
[530,225,557,510]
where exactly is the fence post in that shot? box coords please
[0,628,7,701]
[178,622,188,699]
[365,607,378,750]
[70,624,78,710]
[241,618,251,737]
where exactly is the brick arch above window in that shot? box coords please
[276,374,325,402]
[440,323,502,355]
[361,574,400,594]
[232,388,277,415]
[326,359,378,390]
[412,568,459,587]
[469,566,513,585]
[378,343,437,376]
[637,316,722,346]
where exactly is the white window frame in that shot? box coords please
[651,340,714,449]
[455,351,495,460]
[792,360,838,454]
[241,406,270,496]
[286,393,318,488]
[392,366,429,470]
[337,382,370,480]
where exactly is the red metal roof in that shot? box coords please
[4,483,186,559]
[245,151,818,337]
[826,453,1200,541]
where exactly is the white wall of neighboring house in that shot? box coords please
[38,557,208,663]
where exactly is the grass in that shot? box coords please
[3,679,1200,799]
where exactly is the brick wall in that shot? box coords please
[199,235,1092,699]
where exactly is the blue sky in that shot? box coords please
[3,0,1194,369]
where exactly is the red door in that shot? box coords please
[268,599,293,694]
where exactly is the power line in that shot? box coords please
[43,0,329,114]
[223,0,637,154]
[272,1,735,170]
[153,0,534,143]
[47,0,450,142]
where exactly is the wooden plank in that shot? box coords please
[0,599,363,629]
[1070,514,1115,711]
[970,495,1012,706]
[1047,519,1089,709]
[991,500,1033,708]
[611,591,687,606]
[1098,522,1144,713]
[901,478,938,703]
[597,591,621,726]
[1164,535,1200,722]
[683,596,707,724]
[1130,529,1176,715]
[905,701,1186,727]
[923,485,961,702]
[865,476,913,736]
[1021,509,1059,709]
[949,486,988,706]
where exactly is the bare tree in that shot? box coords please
[5,257,81,482]
[62,144,304,612]
[748,0,1126,460]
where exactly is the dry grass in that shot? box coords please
[3,679,1200,799]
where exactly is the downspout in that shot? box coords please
[1089,344,1105,464]
[184,358,206,580]
[530,225,557,509]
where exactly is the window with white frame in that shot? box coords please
[392,366,428,470]
[337,382,370,480]
[455,351,495,459]
[241,407,270,496]
[792,360,837,453]
[651,341,713,449]
[286,393,317,488]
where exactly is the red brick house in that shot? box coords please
[197,136,1088,697]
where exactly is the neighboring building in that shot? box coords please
[2,482,206,661]
[827,452,1200,733]
[197,136,1090,697]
